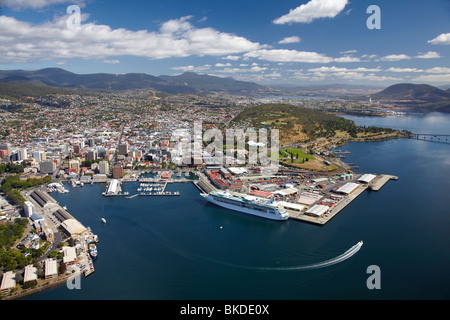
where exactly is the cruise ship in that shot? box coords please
[201,190,289,221]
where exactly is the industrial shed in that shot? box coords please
[305,204,329,217]
[358,174,377,184]
[61,219,87,237]
[336,182,359,195]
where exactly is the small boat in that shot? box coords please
[101,218,106,223]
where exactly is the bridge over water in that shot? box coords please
[411,134,450,144]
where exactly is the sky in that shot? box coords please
[0,0,449,87]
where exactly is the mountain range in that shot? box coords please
[0,68,269,95]
[1,68,449,113]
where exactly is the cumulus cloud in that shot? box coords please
[386,67,423,73]
[428,33,450,45]
[244,49,334,63]
[0,15,260,63]
[379,54,411,61]
[274,0,349,24]
[415,51,441,59]
[278,36,301,44]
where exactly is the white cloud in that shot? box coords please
[428,33,450,45]
[379,54,411,61]
[221,55,241,61]
[215,63,232,67]
[425,67,450,74]
[415,51,441,59]
[278,36,301,44]
[274,0,349,24]
[308,66,381,73]
[0,15,260,63]
[171,64,212,73]
[412,74,450,83]
[386,67,423,73]
[334,56,360,63]
[244,49,334,63]
[103,59,120,64]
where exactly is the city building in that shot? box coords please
[118,143,129,155]
[99,161,109,175]
[0,271,16,293]
[24,265,38,284]
[40,160,56,174]
[112,165,123,178]
[44,259,58,279]
[24,201,35,218]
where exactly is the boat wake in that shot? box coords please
[204,241,364,272]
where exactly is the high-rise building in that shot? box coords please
[24,201,35,217]
[18,148,28,161]
[112,165,123,178]
[87,150,97,161]
[40,160,56,174]
[118,143,129,156]
[0,143,11,156]
[99,161,109,175]
[69,160,80,172]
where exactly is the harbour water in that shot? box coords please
[24,113,450,300]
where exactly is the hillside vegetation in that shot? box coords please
[232,103,395,144]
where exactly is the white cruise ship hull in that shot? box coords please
[201,193,289,221]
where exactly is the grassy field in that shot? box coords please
[279,148,315,160]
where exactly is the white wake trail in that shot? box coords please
[210,241,364,272]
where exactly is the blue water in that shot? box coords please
[25,113,450,300]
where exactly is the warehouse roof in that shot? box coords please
[337,182,359,194]
[61,219,87,236]
[306,204,329,217]
[358,174,377,183]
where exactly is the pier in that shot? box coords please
[369,175,398,191]
[286,174,397,225]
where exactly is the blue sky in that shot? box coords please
[0,0,449,86]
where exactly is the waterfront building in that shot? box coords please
[358,174,377,184]
[0,271,16,293]
[60,219,87,237]
[24,265,38,284]
[62,246,77,266]
[44,259,58,279]
[336,182,359,195]
[112,165,123,178]
[305,204,329,217]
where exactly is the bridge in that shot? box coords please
[410,134,450,144]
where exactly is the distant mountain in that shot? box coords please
[0,68,269,95]
[370,83,450,113]
[0,81,73,99]
[159,72,267,94]
[371,83,450,103]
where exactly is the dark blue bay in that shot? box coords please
[25,113,450,300]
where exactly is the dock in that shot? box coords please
[287,184,368,225]
[370,175,398,191]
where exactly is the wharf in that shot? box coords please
[288,184,368,225]
[370,175,398,191]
